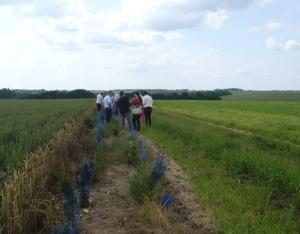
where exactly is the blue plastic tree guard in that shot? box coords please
[138,139,145,146]
[140,147,148,166]
[52,185,80,234]
[161,192,175,209]
[80,160,95,208]
[128,130,137,139]
[149,156,167,186]
[95,111,105,128]
[96,128,102,144]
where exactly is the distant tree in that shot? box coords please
[214,89,232,96]
[26,89,95,99]
[66,89,96,98]
[0,88,224,100]
[0,89,16,99]
[226,88,243,91]
[180,92,189,99]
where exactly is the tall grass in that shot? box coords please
[141,109,300,233]
[0,106,94,234]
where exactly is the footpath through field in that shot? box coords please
[81,163,138,233]
[80,129,215,234]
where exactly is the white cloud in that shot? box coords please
[2,0,297,90]
[284,40,300,50]
[119,0,258,31]
[256,0,272,6]
[266,37,300,51]
[204,10,228,30]
[248,26,260,32]
[265,21,283,30]
[248,21,283,33]
[0,0,256,50]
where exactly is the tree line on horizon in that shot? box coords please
[0,88,232,100]
[0,89,95,99]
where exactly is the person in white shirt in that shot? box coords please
[103,91,113,123]
[114,92,120,102]
[142,91,153,127]
[113,92,120,115]
[96,93,103,112]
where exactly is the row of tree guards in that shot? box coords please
[51,112,102,233]
[52,111,174,233]
[131,127,175,209]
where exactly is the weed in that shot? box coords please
[143,198,169,230]
[130,165,160,204]
[128,140,139,166]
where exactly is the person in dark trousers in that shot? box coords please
[131,91,143,131]
[103,91,113,123]
[116,91,133,131]
[142,91,153,127]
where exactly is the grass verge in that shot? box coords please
[141,109,300,233]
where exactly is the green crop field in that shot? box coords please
[154,100,300,146]
[223,91,300,101]
[141,100,300,233]
[0,99,93,169]
[1,97,300,233]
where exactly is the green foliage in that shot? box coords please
[102,119,120,137]
[58,174,72,194]
[130,165,159,204]
[128,140,139,166]
[112,126,120,137]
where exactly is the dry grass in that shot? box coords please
[142,198,169,231]
[0,107,94,234]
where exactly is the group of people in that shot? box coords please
[96,90,153,131]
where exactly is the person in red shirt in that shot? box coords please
[131,91,143,131]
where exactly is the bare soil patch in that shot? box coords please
[81,164,136,234]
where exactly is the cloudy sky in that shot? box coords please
[0,0,299,90]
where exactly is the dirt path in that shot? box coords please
[81,164,136,234]
[80,136,162,234]
[81,133,215,234]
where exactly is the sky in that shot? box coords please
[0,0,299,90]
